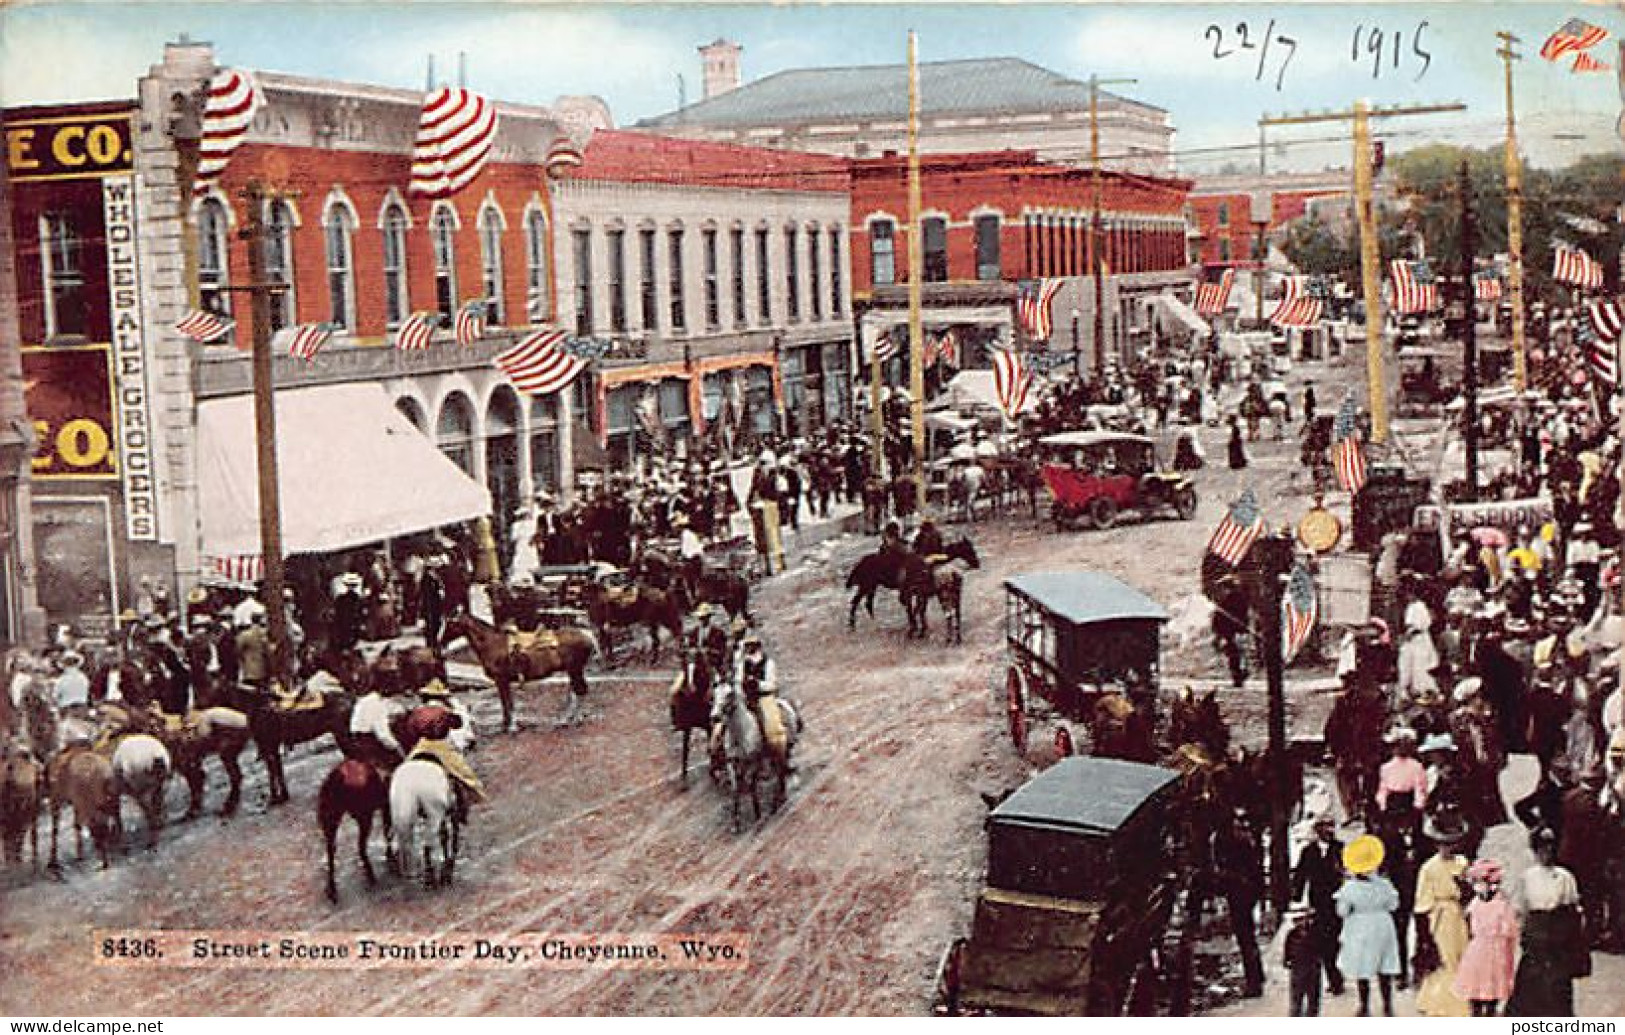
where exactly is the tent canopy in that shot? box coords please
[932,369,1039,415]
[1153,293,1211,338]
[198,383,492,559]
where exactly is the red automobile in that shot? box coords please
[1039,431,1197,530]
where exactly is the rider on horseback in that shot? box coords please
[402,680,484,806]
[687,604,730,673]
[734,634,787,761]
[913,519,945,560]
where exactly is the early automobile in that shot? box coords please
[1037,431,1196,530]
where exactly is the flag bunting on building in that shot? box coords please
[409,87,498,200]
[454,301,487,346]
[1331,394,1369,495]
[1554,244,1605,290]
[1588,298,1624,342]
[925,329,959,368]
[207,554,264,585]
[1572,50,1612,73]
[493,328,588,396]
[174,308,236,343]
[394,311,435,351]
[1282,563,1318,664]
[193,68,259,198]
[1015,278,1064,341]
[1207,487,1265,566]
[1269,276,1323,328]
[1389,259,1440,315]
[868,330,899,364]
[286,323,335,361]
[1473,273,1504,302]
[1195,268,1235,317]
[991,348,1032,421]
[1540,18,1609,62]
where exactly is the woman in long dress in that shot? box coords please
[1507,828,1588,1016]
[1455,858,1518,1016]
[1336,835,1402,1017]
[1413,814,1471,1016]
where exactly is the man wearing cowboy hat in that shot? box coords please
[687,604,729,674]
[400,679,484,810]
[52,649,91,716]
[330,572,367,653]
[1292,812,1347,998]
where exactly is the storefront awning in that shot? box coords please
[1153,293,1211,338]
[197,383,491,559]
[932,370,1038,416]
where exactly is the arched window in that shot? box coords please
[381,202,410,327]
[196,198,231,319]
[525,208,551,323]
[265,200,297,331]
[395,396,426,432]
[435,391,475,475]
[323,205,356,330]
[431,205,458,327]
[479,204,505,326]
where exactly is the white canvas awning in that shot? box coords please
[931,370,1038,415]
[197,383,492,559]
[1153,293,1211,338]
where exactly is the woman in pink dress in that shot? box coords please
[1455,858,1519,1016]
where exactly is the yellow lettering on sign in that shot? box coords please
[7,128,39,172]
[30,420,51,471]
[87,124,122,165]
[51,125,86,167]
[56,418,111,468]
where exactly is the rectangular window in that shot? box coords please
[785,225,800,321]
[870,221,896,286]
[730,227,746,326]
[829,228,843,316]
[639,229,657,330]
[974,215,1001,281]
[40,213,86,338]
[606,229,627,332]
[755,227,771,323]
[702,228,720,329]
[1218,237,1231,262]
[1217,202,1230,227]
[923,217,948,283]
[572,228,593,336]
[667,228,686,332]
[808,229,822,320]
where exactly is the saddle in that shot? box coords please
[270,685,326,713]
[604,585,640,609]
[754,694,789,756]
[408,738,486,802]
[923,553,948,566]
[507,627,560,654]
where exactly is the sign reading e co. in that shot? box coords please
[5,111,134,182]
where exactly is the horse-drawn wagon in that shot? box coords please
[940,756,1183,1015]
[1002,572,1167,754]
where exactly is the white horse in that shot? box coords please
[389,759,460,887]
[711,680,802,831]
[110,734,170,849]
[947,464,986,523]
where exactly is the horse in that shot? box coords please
[389,759,461,888]
[1088,693,1157,762]
[219,686,355,807]
[922,537,980,645]
[444,611,598,731]
[947,464,987,523]
[845,548,916,630]
[46,747,117,870]
[1,743,43,869]
[110,734,170,849]
[317,758,390,903]
[669,649,716,785]
[685,570,752,622]
[120,704,252,819]
[1167,687,1231,759]
[711,679,801,831]
[580,581,683,665]
[899,538,981,642]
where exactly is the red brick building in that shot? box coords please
[1186,171,1349,270]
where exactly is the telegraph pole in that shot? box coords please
[1497,32,1528,391]
[238,181,292,687]
[1459,159,1481,499]
[1261,101,1466,444]
[1090,75,1137,377]
[869,331,885,479]
[907,30,926,501]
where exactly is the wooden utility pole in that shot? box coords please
[869,331,885,478]
[1090,75,1136,377]
[1459,158,1481,499]
[1261,101,1466,443]
[907,30,926,501]
[1498,32,1528,391]
[239,181,292,686]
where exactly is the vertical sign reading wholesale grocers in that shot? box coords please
[103,174,158,541]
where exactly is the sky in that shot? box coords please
[3,1,1623,173]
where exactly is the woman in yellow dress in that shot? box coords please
[1413,811,1471,1017]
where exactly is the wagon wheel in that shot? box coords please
[1174,486,1198,521]
[1005,667,1029,753]
[1089,496,1118,530]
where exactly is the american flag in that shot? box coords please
[175,308,236,343]
[394,311,435,351]
[208,554,264,585]
[1269,275,1324,328]
[1473,273,1504,302]
[545,137,584,178]
[868,330,899,364]
[1588,299,1624,342]
[1389,259,1439,314]
[286,323,334,361]
[1540,18,1609,62]
[1590,335,1620,386]
[193,68,259,198]
[1195,269,1235,317]
[1015,279,1063,341]
[1554,245,1605,290]
[1282,563,1318,664]
[493,328,588,396]
[409,88,498,200]
[454,301,486,346]
[925,329,959,368]
[991,348,1032,421]
[1207,488,1265,566]
[1331,395,1368,494]
[1572,50,1612,73]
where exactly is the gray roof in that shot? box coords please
[638,57,1162,129]
[992,757,1179,835]
[1003,571,1168,626]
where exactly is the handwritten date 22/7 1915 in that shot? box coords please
[1204,20,1432,91]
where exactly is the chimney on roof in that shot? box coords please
[698,39,741,101]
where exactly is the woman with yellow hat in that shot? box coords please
[1336,835,1402,1016]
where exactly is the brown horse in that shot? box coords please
[1088,693,1157,762]
[317,758,390,904]
[119,704,252,819]
[46,746,117,870]
[669,649,716,785]
[1,743,43,869]
[1167,687,1231,759]
[581,582,684,665]
[217,685,355,806]
[444,611,598,731]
